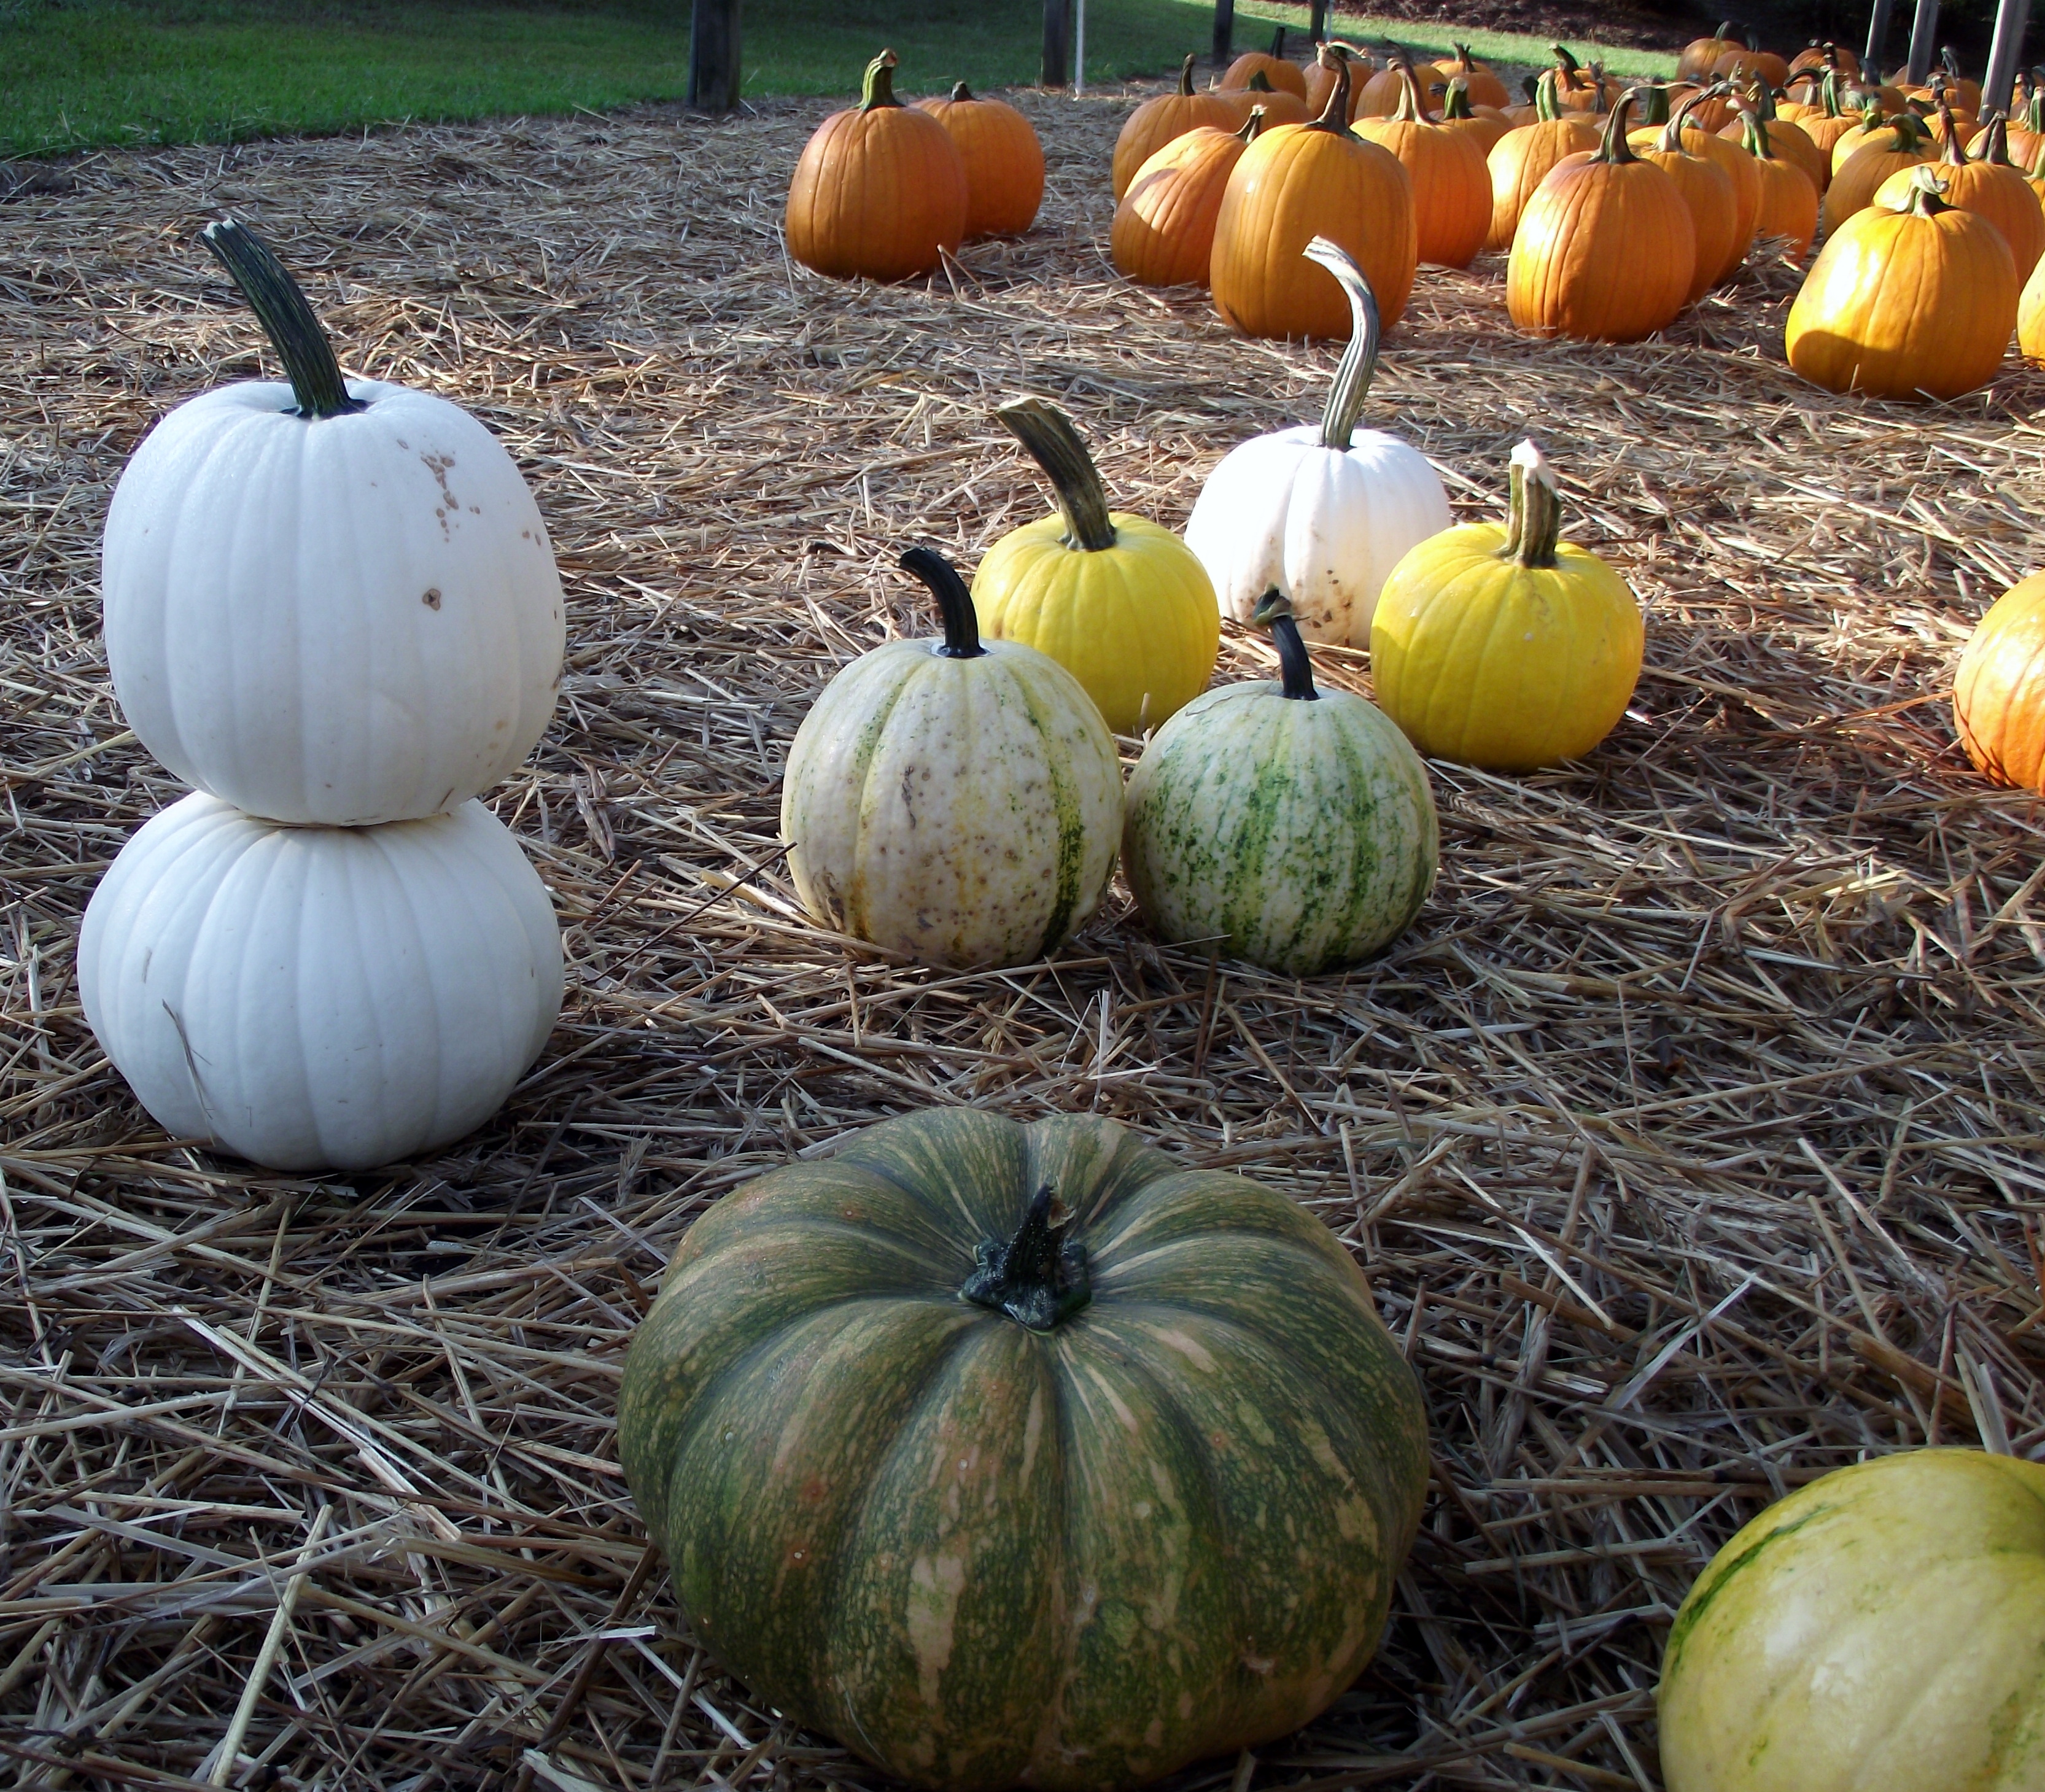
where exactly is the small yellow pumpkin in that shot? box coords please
[973,399,1220,734]
[1371,441,1643,772]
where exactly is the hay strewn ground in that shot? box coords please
[2,79,2043,1792]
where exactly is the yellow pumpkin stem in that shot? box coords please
[859,48,902,112]
[996,398,1118,554]
[1302,236,1384,449]
[1499,441,1563,569]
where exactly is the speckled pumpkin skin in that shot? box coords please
[618,1109,1430,1792]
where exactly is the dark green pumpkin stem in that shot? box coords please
[1736,101,1777,160]
[860,48,902,110]
[960,1185,1091,1331]
[950,81,974,101]
[1174,52,1197,96]
[1592,88,1639,162]
[1661,80,1729,152]
[1252,592,1318,700]
[202,219,363,421]
[1247,69,1276,93]
[1635,82,1671,127]
[997,398,1117,553]
[898,546,985,658]
[1269,23,1286,59]
[1302,236,1383,449]
[1308,44,1354,132]
[1499,441,1562,569]
[1552,42,1581,75]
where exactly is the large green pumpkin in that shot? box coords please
[618,1109,1429,1792]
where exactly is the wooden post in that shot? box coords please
[688,0,740,111]
[1042,0,1070,88]
[1863,0,1895,71]
[1982,0,2029,116]
[1213,0,1235,67]
[1904,0,1939,85]
[1308,0,1329,44]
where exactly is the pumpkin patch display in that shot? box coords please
[1954,568,2045,789]
[79,793,563,1173]
[1631,98,1742,300]
[785,49,968,281]
[1372,441,1645,771]
[915,83,1044,238]
[1123,592,1438,974]
[617,1106,1430,1792]
[1679,20,1747,83]
[972,400,1220,733]
[781,547,1122,969]
[1788,166,2018,400]
[1630,83,1758,283]
[1822,111,1934,233]
[101,220,565,829]
[1657,1448,2045,1792]
[1111,55,1239,198]
[1184,238,1451,646]
[1111,112,1264,289]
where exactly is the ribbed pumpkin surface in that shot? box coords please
[1111,65,1238,199]
[618,1108,1430,1792]
[1485,114,1601,250]
[1954,569,2045,789]
[916,87,1044,238]
[1112,123,1254,288]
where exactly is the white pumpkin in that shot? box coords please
[1184,236,1451,647]
[781,547,1124,970]
[79,792,563,1173]
[1123,593,1437,975]
[101,219,564,827]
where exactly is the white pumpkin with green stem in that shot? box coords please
[1122,591,1438,975]
[78,793,563,1173]
[781,546,1123,970]
[1184,237,1451,648]
[100,219,565,826]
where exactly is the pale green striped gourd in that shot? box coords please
[1122,594,1437,974]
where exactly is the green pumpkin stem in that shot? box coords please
[1661,80,1730,152]
[1971,112,2014,168]
[1896,163,1954,216]
[960,1185,1092,1330]
[1253,592,1319,700]
[1236,106,1268,142]
[1500,441,1562,569]
[201,219,363,422]
[898,546,986,658]
[1635,82,1672,128]
[1175,52,1197,96]
[1302,236,1384,449]
[1246,69,1277,94]
[860,48,902,111]
[1737,101,1777,160]
[1534,69,1564,123]
[1442,77,1477,120]
[1592,89,1640,163]
[997,398,1117,554]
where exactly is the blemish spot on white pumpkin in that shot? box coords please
[422,588,442,610]
[906,1552,967,1705]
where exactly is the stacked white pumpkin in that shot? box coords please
[82,220,566,1173]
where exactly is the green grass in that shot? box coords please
[0,0,1674,158]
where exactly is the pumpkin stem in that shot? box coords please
[1442,77,1477,120]
[1591,88,1640,163]
[1499,441,1562,570]
[1246,69,1276,94]
[960,1184,1092,1331]
[201,219,365,422]
[1736,99,1778,160]
[1175,52,1197,96]
[1303,236,1384,449]
[1895,163,1954,216]
[1389,54,1438,125]
[1269,23,1286,59]
[1971,112,2012,167]
[1660,80,1729,152]
[997,398,1117,554]
[1253,591,1319,700]
[1236,106,1268,142]
[1452,41,1477,72]
[898,546,986,659]
[950,81,974,102]
[1534,68,1564,123]
[1307,44,1354,133]
[1936,93,1968,164]
[1635,82,1672,128]
[860,48,902,111]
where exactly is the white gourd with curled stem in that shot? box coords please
[1183,236,1452,648]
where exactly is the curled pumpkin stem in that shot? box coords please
[898,546,986,659]
[1252,591,1320,701]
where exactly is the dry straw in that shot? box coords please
[1,69,2042,1792]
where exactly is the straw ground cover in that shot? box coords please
[3,79,2043,1791]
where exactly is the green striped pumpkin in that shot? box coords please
[618,1107,1430,1792]
[781,547,1123,969]
[1122,599,1437,975]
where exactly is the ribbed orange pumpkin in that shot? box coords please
[1720,81,1827,191]
[915,83,1044,239]
[1357,55,1444,118]
[1210,52,1418,339]
[1823,112,1936,233]
[1987,75,2045,168]
[1787,168,2017,400]
[1631,84,1758,281]
[1221,26,1308,99]
[1783,68,1866,168]
[1433,44,1508,111]
[1736,106,1819,255]
[1881,106,2044,281]
[1508,93,1697,341]
[1111,113,1262,289]
[1790,39,1860,78]
[1955,571,2045,789]
[1357,63,1491,268]
[1830,101,1901,172]
[1111,55,1240,199]
[1712,42,1790,88]
[786,50,968,281]
[1214,71,1311,130]
[1486,71,1602,250]
[1438,79,1513,156]
[1633,106,1741,299]
[1680,22,1745,83]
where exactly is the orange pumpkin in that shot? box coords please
[1823,112,1936,233]
[1954,572,2045,790]
[915,83,1044,239]
[1830,99,1906,173]
[1357,53,1444,118]
[1633,104,1742,298]
[1549,45,1611,112]
[1720,80,1827,191]
[1985,73,2045,168]
[1790,40,1860,78]
[2025,239,2045,358]
[1712,42,1791,89]
[1210,51,1418,339]
[1880,105,2044,281]
[1112,55,1239,199]
[1433,43,1508,111]
[1485,70,1602,250]
[1508,92,1697,341]
[1634,84,1761,281]
[1680,21,1745,82]
[1782,68,1866,168]
[1787,167,2017,400]
[1221,26,1308,100]
[1438,79,1513,157]
[1111,112,1263,289]
[1357,63,1490,268]
[786,49,968,282]
[1214,71,1311,130]
[1734,104,1819,256]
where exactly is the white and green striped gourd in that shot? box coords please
[1122,592,1437,974]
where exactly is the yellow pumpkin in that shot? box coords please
[1658,1449,2045,1792]
[1954,568,2045,789]
[973,398,1219,734]
[1370,441,1643,772]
